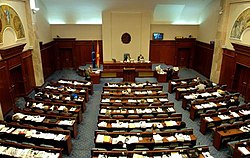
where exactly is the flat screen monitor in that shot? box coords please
[153,32,164,40]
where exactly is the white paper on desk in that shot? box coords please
[127,136,139,144]
[165,121,177,126]
[156,123,163,128]
[65,97,70,101]
[133,154,144,158]
[58,120,75,125]
[159,98,168,102]
[157,108,163,113]
[195,105,203,109]
[219,102,226,105]
[103,91,109,94]
[69,107,76,112]
[183,135,191,141]
[166,136,176,142]
[147,99,154,103]
[205,117,213,122]
[202,152,214,158]
[171,152,182,158]
[58,106,65,111]
[230,112,240,117]
[171,81,177,85]
[238,147,250,155]
[128,99,137,103]
[177,88,186,92]
[96,134,104,143]
[153,134,163,143]
[54,134,66,141]
[181,81,187,84]
[115,100,121,103]
[175,133,185,142]
[98,121,107,127]
[168,107,175,112]
[100,109,107,114]
[128,110,134,113]
[101,99,110,103]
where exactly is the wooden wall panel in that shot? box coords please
[40,41,56,79]
[220,44,250,102]
[75,40,103,66]
[0,61,13,115]
[149,40,176,65]
[219,49,236,90]
[22,50,35,95]
[193,41,214,78]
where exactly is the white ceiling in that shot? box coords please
[40,0,213,24]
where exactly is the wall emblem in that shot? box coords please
[230,8,250,39]
[0,5,25,43]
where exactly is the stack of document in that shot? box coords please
[218,115,230,120]
[153,134,163,143]
[159,98,168,102]
[97,121,107,128]
[54,134,66,141]
[175,133,185,142]
[238,147,250,155]
[126,136,139,144]
[166,136,176,142]
[165,121,177,126]
[205,117,214,122]
[101,98,110,103]
[230,112,240,117]
[58,120,75,125]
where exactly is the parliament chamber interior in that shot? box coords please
[0,0,250,158]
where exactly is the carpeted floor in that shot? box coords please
[16,66,230,158]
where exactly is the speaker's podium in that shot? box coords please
[123,68,136,82]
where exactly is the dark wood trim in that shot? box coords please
[220,44,250,102]
[193,41,214,78]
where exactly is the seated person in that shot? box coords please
[85,66,92,81]
[124,54,131,62]
[195,83,206,90]
[137,54,144,61]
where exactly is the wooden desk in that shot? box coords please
[103,61,152,70]
[123,68,136,82]
[90,72,100,84]
[155,72,167,83]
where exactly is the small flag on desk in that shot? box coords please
[91,40,96,68]
[96,40,100,69]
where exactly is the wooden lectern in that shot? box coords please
[123,68,136,82]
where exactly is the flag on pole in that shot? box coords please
[91,40,96,68]
[96,40,100,69]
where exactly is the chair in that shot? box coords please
[142,114,154,119]
[217,107,227,113]
[112,115,125,119]
[130,129,143,132]
[156,114,169,118]
[92,148,107,151]
[205,109,216,114]
[228,106,238,111]
[127,115,140,119]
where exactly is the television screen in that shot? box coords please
[153,32,163,40]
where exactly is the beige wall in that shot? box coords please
[150,24,199,40]
[51,24,102,40]
[197,0,221,44]
[0,1,30,50]
[36,0,52,44]
[102,11,151,61]
[225,1,250,49]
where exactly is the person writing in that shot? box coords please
[137,54,144,61]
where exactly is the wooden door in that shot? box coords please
[177,48,190,67]
[60,48,73,68]
[234,65,250,101]
[0,61,14,115]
